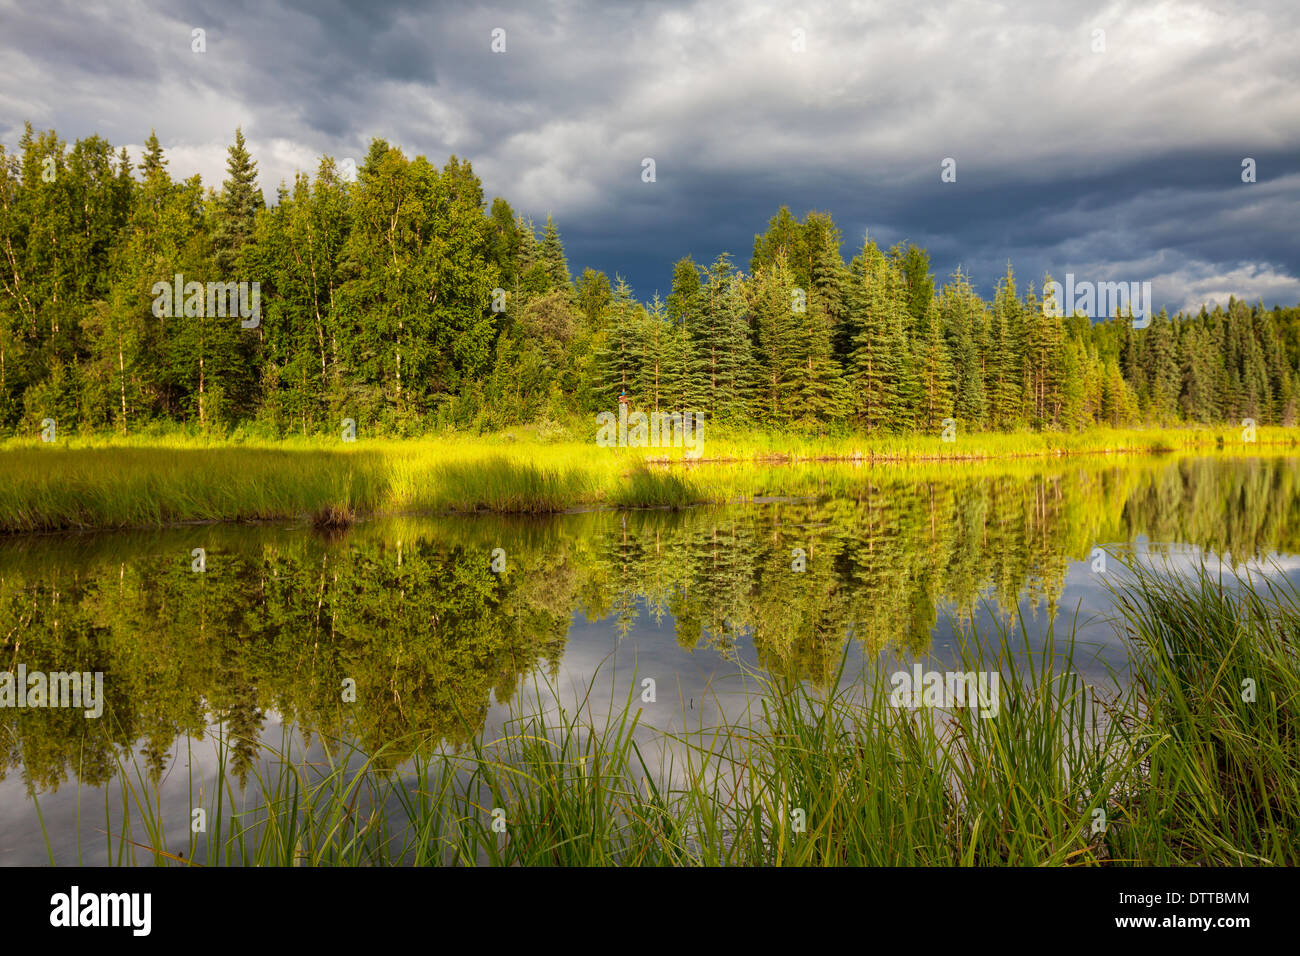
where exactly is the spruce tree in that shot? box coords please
[794,286,851,425]
[988,266,1025,429]
[699,254,754,422]
[595,276,640,404]
[846,236,908,431]
[915,299,953,431]
[900,243,935,327]
[665,257,706,414]
[940,267,988,430]
[1026,275,1065,427]
[749,254,802,422]
[540,214,569,290]
[212,128,264,276]
[750,206,802,279]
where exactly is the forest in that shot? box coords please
[3,124,1299,439]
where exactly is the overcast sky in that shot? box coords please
[2,0,1298,313]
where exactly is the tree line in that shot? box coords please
[3,124,1298,437]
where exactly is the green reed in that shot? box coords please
[66,557,1300,866]
[5,425,1298,532]
[1104,560,1300,864]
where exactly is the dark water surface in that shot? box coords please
[4,455,1300,864]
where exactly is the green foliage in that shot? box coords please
[846,237,910,430]
[2,125,1299,438]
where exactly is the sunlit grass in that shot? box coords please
[3,424,1298,532]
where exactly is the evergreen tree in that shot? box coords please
[793,284,851,425]
[1100,356,1139,426]
[750,206,802,280]
[212,128,264,276]
[914,299,953,431]
[596,276,640,404]
[888,243,924,429]
[987,265,1025,429]
[1026,274,1065,427]
[1143,310,1180,424]
[749,254,803,422]
[574,268,611,331]
[940,267,988,430]
[634,295,671,413]
[1179,322,1216,423]
[540,214,569,290]
[1058,338,1088,430]
[665,257,706,414]
[846,236,908,431]
[899,243,934,327]
[487,198,521,294]
[698,253,755,422]
[515,217,549,302]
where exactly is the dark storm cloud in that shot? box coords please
[0,1,161,83]
[1,0,1297,312]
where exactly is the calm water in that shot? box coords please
[4,454,1300,864]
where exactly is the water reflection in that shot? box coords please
[3,454,1300,859]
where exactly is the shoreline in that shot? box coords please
[3,426,1299,535]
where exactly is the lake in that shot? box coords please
[3,453,1299,865]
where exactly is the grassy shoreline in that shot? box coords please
[2,424,1299,534]
[82,560,1300,866]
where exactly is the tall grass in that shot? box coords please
[423,456,601,513]
[5,427,1300,532]
[726,614,1135,865]
[76,558,1300,866]
[0,445,389,533]
[1106,560,1300,864]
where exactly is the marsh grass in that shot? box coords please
[3,426,1299,532]
[70,557,1300,866]
[312,501,356,530]
[608,464,699,509]
[424,456,600,513]
[0,445,388,533]
[683,424,1297,463]
[1105,560,1300,864]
